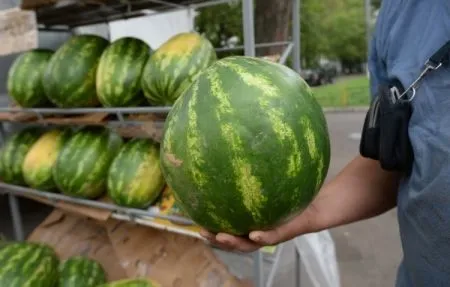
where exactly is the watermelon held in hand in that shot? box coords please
[160,56,331,235]
[53,127,123,199]
[58,256,106,287]
[0,242,59,286]
[22,128,72,191]
[96,37,152,107]
[141,32,217,106]
[0,128,42,185]
[42,34,109,108]
[107,138,165,209]
[7,49,54,108]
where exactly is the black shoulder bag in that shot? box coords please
[360,40,450,173]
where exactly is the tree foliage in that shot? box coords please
[194,0,371,69]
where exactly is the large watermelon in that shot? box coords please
[58,256,106,287]
[160,56,331,235]
[107,138,165,209]
[96,37,152,107]
[42,34,109,107]
[22,128,72,191]
[0,242,59,286]
[7,49,54,107]
[98,278,160,287]
[53,127,123,199]
[0,128,42,185]
[141,32,216,106]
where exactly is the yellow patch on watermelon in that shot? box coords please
[155,33,203,58]
[22,130,62,172]
[301,117,317,160]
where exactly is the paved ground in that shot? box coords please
[0,112,403,286]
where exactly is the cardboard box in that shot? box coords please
[28,209,249,286]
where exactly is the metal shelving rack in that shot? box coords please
[2,0,302,286]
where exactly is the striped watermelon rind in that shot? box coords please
[59,256,106,287]
[141,32,217,106]
[160,56,331,235]
[96,37,152,107]
[0,128,43,185]
[98,278,160,287]
[22,128,72,191]
[0,242,59,286]
[53,127,123,199]
[42,34,109,108]
[107,138,165,209]
[7,49,54,108]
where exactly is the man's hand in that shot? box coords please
[199,206,318,252]
[200,155,401,252]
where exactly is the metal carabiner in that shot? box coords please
[397,59,443,102]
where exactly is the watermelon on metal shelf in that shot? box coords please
[107,138,165,209]
[160,56,331,235]
[53,126,123,199]
[42,34,109,108]
[141,32,217,106]
[22,128,72,191]
[0,128,43,185]
[0,242,59,287]
[58,256,106,287]
[7,49,54,108]
[96,37,152,107]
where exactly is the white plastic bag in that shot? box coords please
[294,230,341,287]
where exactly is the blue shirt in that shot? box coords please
[369,1,450,286]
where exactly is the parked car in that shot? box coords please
[300,65,337,86]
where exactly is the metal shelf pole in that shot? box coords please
[292,0,301,72]
[253,250,264,287]
[8,194,24,241]
[242,0,255,57]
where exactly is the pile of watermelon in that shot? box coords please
[7,32,217,108]
[0,127,166,209]
[0,241,159,286]
[5,30,331,237]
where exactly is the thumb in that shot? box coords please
[248,209,316,245]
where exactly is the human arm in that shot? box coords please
[200,155,402,252]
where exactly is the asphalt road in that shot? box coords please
[0,111,403,287]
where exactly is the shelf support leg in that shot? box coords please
[9,194,24,241]
[294,243,302,286]
[292,0,301,72]
[242,0,255,57]
[253,250,264,287]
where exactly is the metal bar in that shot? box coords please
[294,245,301,286]
[215,41,291,52]
[242,0,255,57]
[292,0,301,72]
[253,250,264,287]
[0,182,194,225]
[8,195,24,241]
[265,244,284,287]
[0,106,172,114]
[190,0,235,9]
[278,43,294,65]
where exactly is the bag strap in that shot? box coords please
[397,40,450,102]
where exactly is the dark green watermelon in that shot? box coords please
[0,242,59,286]
[107,138,165,209]
[96,37,151,107]
[0,128,42,185]
[160,56,331,235]
[7,49,54,107]
[141,32,216,106]
[53,127,123,199]
[42,34,109,107]
[58,256,106,287]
